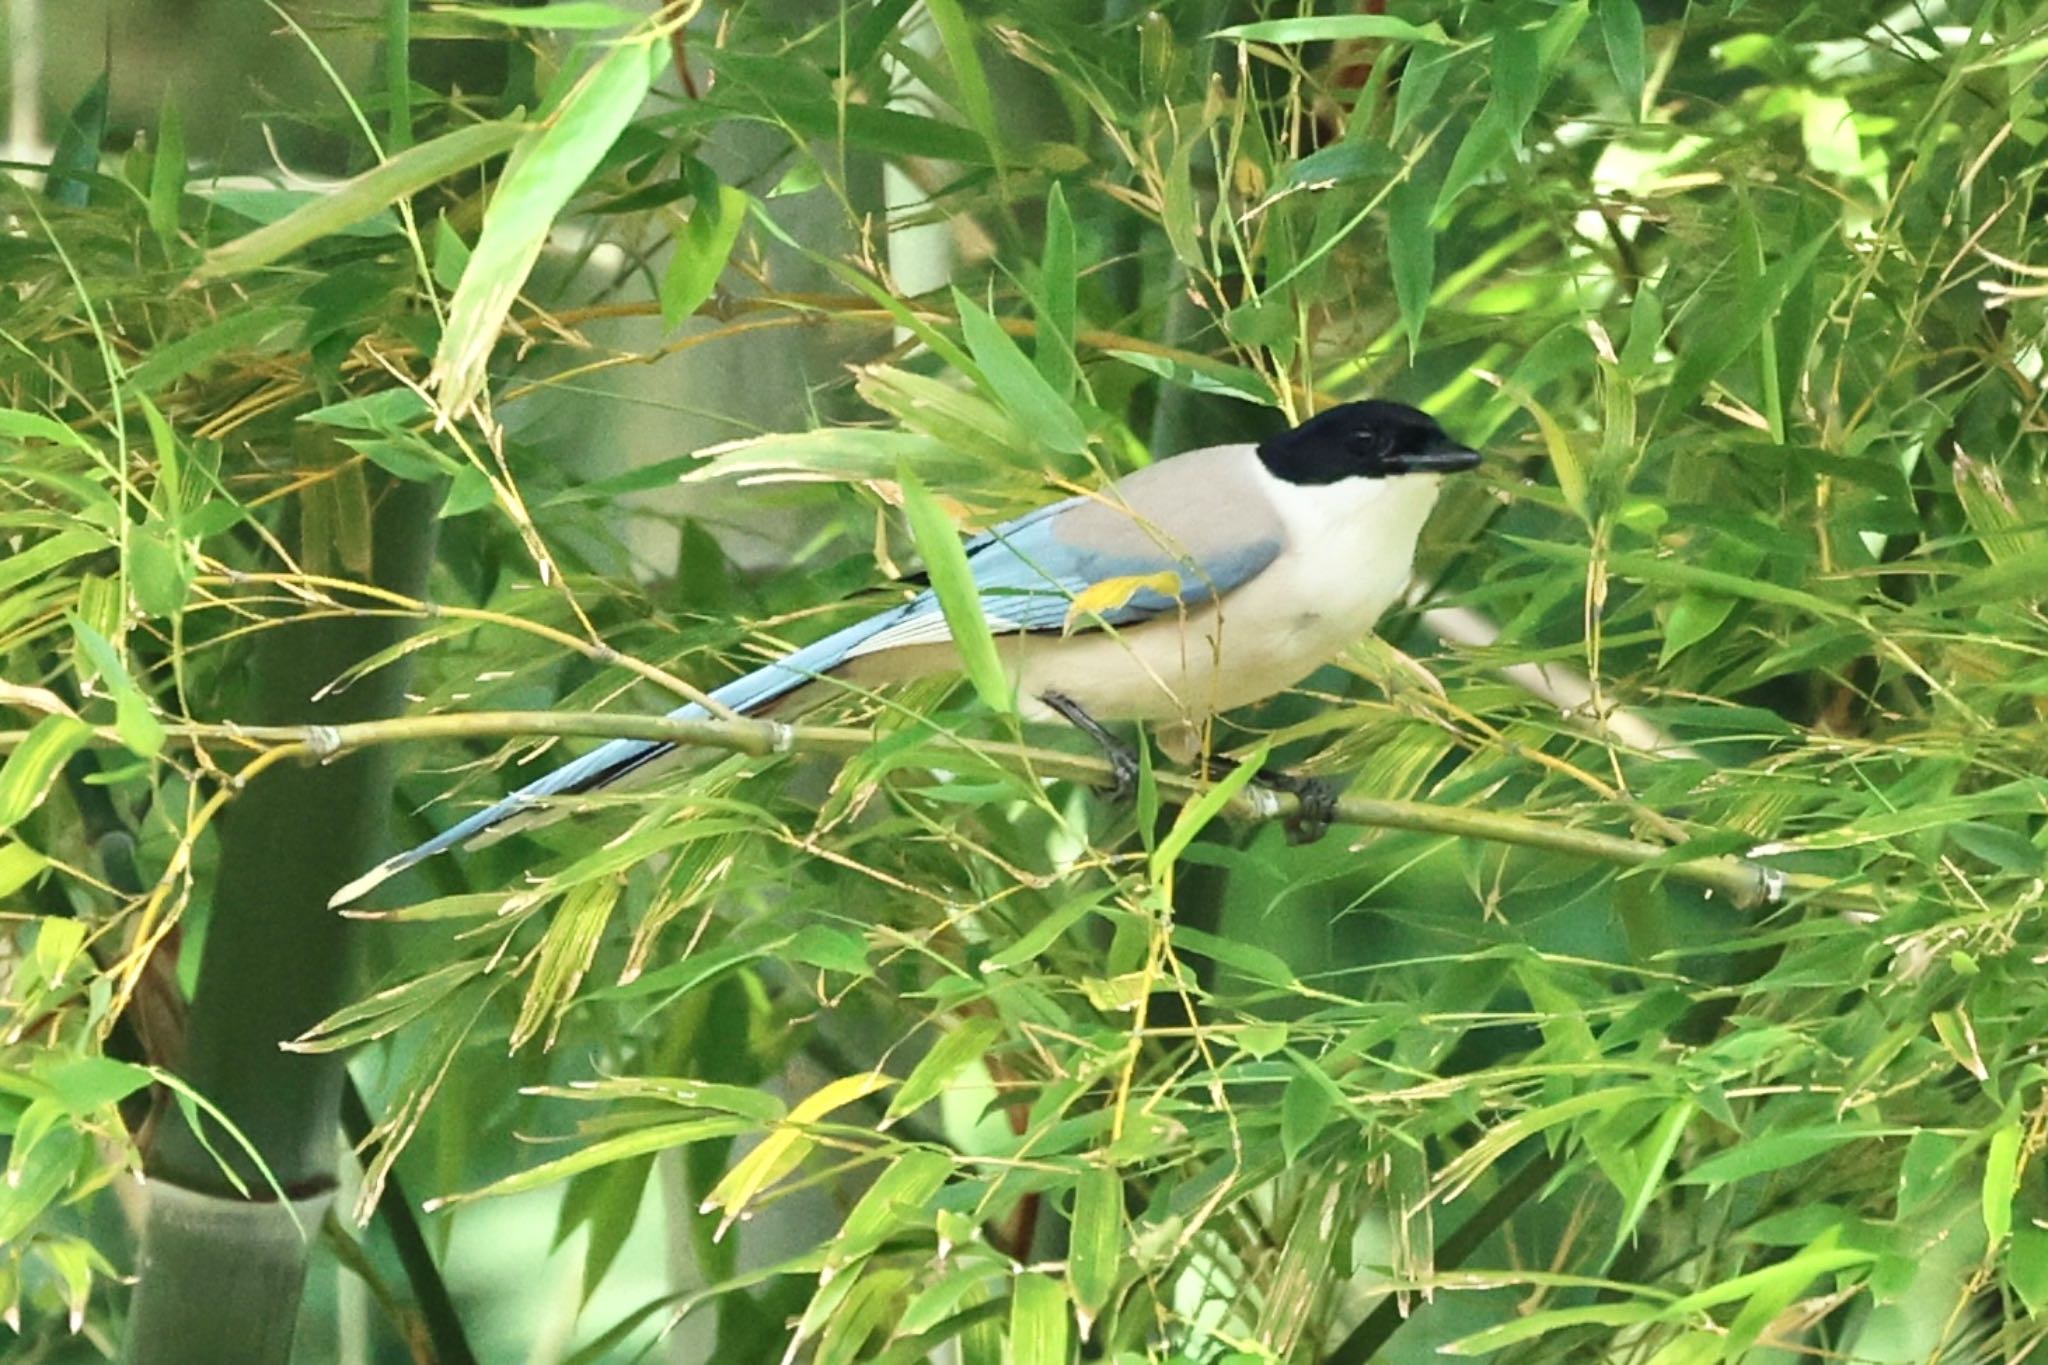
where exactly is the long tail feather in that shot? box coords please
[329,613,901,907]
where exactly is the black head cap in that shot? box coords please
[1256,401,1481,486]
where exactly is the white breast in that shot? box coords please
[1007,470,1445,725]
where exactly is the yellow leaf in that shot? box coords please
[699,1071,889,1237]
[1065,571,1183,634]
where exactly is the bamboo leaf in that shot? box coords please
[433,1117,752,1207]
[885,1017,1003,1127]
[1444,1303,1661,1355]
[1034,181,1078,399]
[1595,0,1646,115]
[288,958,492,1053]
[829,1148,952,1269]
[1067,1166,1121,1329]
[430,42,661,415]
[147,98,186,244]
[510,877,620,1050]
[953,289,1090,457]
[660,182,748,326]
[66,615,164,758]
[0,717,94,831]
[1007,1272,1071,1365]
[1214,16,1450,45]
[1983,1121,2021,1245]
[701,1072,890,1233]
[982,892,1110,972]
[1152,744,1267,880]
[898,462,1012,713]
[0,840,50,898]
[192,119,526,281]
[924,0,1002,165]
[1388,175,1434,354]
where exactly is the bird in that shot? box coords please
[329,400,1479,907]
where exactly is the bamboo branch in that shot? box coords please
[0,709,1877,915]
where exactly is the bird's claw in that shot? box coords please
[1099,743,1143,803]
[1205,757,1336,844]
[1279,775,1337,845]
[1039,690,1143,803]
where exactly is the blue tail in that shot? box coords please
[330,611,903,906]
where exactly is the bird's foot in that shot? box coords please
[1040,691,1142,802]
[1201,756,1338,845]
[1268,771,1338,845]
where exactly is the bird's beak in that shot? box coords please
[1394,441,1482,474]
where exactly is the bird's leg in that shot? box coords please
[1039,691,1142,801]
[1199,754,1339,845]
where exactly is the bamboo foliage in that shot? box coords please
[4,1,2048,1360]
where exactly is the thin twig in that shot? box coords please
[0,709,1878,915]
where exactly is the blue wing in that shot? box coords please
[847,492,1284,654]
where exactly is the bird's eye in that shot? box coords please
[1351,429,1393,461]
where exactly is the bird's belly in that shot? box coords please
[1007,573,1400,726]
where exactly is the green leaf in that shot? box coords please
[0,716,94,830]
[1388,175,1434,354]
[1007,1272,1071,1365]
[434,1117,753,1207]
[35,1056,152,1115]
[1984,1121,2021,1245]
[1280,1064,1338,1162]
[885,1016,1003,1127]
[924,0,1003,166]
[1033,181,1079,400]
[1213,16,1450,45]
[510,877,619,1049]
[193,119,527,281]
[788,924,873,976]
[1103,348,1274,404]
[0,840,49,898]
[46,74,108,208]
[831,1148,952,1268]
[587,932,792,1005]
[128,306,310,396]
[0,1125,85,1245]
[456,1,636,27]
[1595,0,1646,114]
[148,97,186,243]
[1067,1167,1120,1328]
[1679,1126,1906,1188]
[1436,100,1515,218]
[897,463,1012,713]
[289,958,492,1053]
[2011,1224,2048,1314]
[1172,925,1298,990]
[1611,1100,1693,1253]
[1658,591,1737,665]
[1151,744,1268,880]
[901,1264,1003,1337]
[439,466,497,518]
[981,892,1107,972]
[1664,226,1831,418]
[432,214,471,291]
[31,918,86,988]
[1662,1228,1872,1334]
[1948,822,2042,874]
[1490,23,1541,137]
[953,290,1090,457]
[67,616,164,759]
[1238,1022,1287,1059]
[661,182,748,326]
[1444,1303,1661,1355]
[431,43,662,414]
